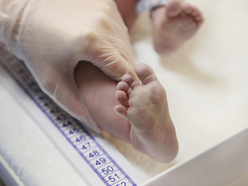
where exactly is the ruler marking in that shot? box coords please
[102,169,119,179]
[111,177,126,186]
[83,148,100,159]
[0,44,137,186]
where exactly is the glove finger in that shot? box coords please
[76,31,140,83]
[73,1,139,82]
[97,51,139,82]
[83,45,140,83]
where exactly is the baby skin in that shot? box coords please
[74,0,204,162]
[115,64,178,162]
[115,0,204,55]
[151,0,204,55]
[75,62,178,162]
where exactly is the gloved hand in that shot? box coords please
[0,0,138,132]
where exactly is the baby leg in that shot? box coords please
[75,62,132,141]
[75,62,178,162]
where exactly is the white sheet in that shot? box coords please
[0,80,86,185]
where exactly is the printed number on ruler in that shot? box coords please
[0,44,136,186]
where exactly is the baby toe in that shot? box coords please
[117,81,130,92]
[135,63,157,85]
[183,4,203,20]
[166,0,182,17]
[114,105,127,117]
[116,90,129,107]
[122,74,139,89]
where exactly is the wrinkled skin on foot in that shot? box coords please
[75,62,178,162]
[115,63,179,162]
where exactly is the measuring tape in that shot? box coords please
[0,43,144,186]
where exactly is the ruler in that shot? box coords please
[0,43,144,186]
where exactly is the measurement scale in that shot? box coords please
[0,43,144,186]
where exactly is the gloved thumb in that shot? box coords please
[75,30,140,84]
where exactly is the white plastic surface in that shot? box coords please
[141,128,248,186]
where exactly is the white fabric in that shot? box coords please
[0,80,87,186]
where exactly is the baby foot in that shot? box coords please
[151,0,204,55]
[114,63,178,162]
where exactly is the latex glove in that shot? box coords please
[0,0,138,132]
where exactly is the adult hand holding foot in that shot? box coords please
[0,0,138,132]
[0,0,203,162]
